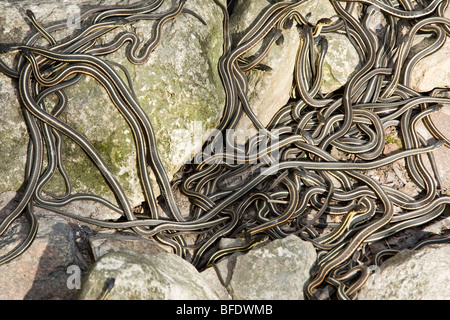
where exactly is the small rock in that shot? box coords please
[227,235,316,300]
[421,216,450,235]
[383,142,400,155]
[358,244,450,299]
[76,251,220,299]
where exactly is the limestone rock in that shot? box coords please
[76,250,220,300]
[229,0,360,137]
[226,235,317,300]
[320,33,360,93]
[358,244,450,299]
[0,0,225,208]
[409,7,450,92]
[409,41,450,92]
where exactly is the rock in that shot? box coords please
[409,7,450,92]
[277,0,362,95]
[320,33,360,93]
[409,41,450,92]
[225,235,316,300]
[0,0,225,208]
[358,244,450,299]
[415,106,450,190]
[229,0,360,137]
[200,266,232,300]
[0,191,80,300]
[89,232,170,260]
[76,251,220,300]
[229,0,301,138]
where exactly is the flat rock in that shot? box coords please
[227,235,316,300]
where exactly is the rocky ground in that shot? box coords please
[0,0,450,300]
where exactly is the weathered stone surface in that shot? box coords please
[229,0,359,138]
[200,265,232,300]
[227,235,316,300]
[358,244,450,300]
[0,191,80,300]
[0,0,225,208]
[230,0,300,139]
[320,33,360,93]
[409,41,450,92]
[409,8,450,92]
[76,250,220,300]
[416,105,450,190]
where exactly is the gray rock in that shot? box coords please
[226,235,316,300]
[415,106,450,190]
[230,0,301,139]
[229,0,360,138]
[409,41,450,92]
[358,244,450,300]
[200,265,232,300]
[0,0,225,208]
[0,191,79,300]
[76,250,220,300]
[408,5,450,92]
[320,33,360,93]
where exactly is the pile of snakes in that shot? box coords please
[1,0,450,299]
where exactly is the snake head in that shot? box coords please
[25,9,36,19]
[316,17,333,27]
[0,44,10,54]
[20,47,32,58]
[296,24,311,38]
[273,29,284,45]
[253,63,273,72]
[115,18,128,25]
[430,104,442,113]
[434,140,445,148]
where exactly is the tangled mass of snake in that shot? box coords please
[1,0,450,299]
